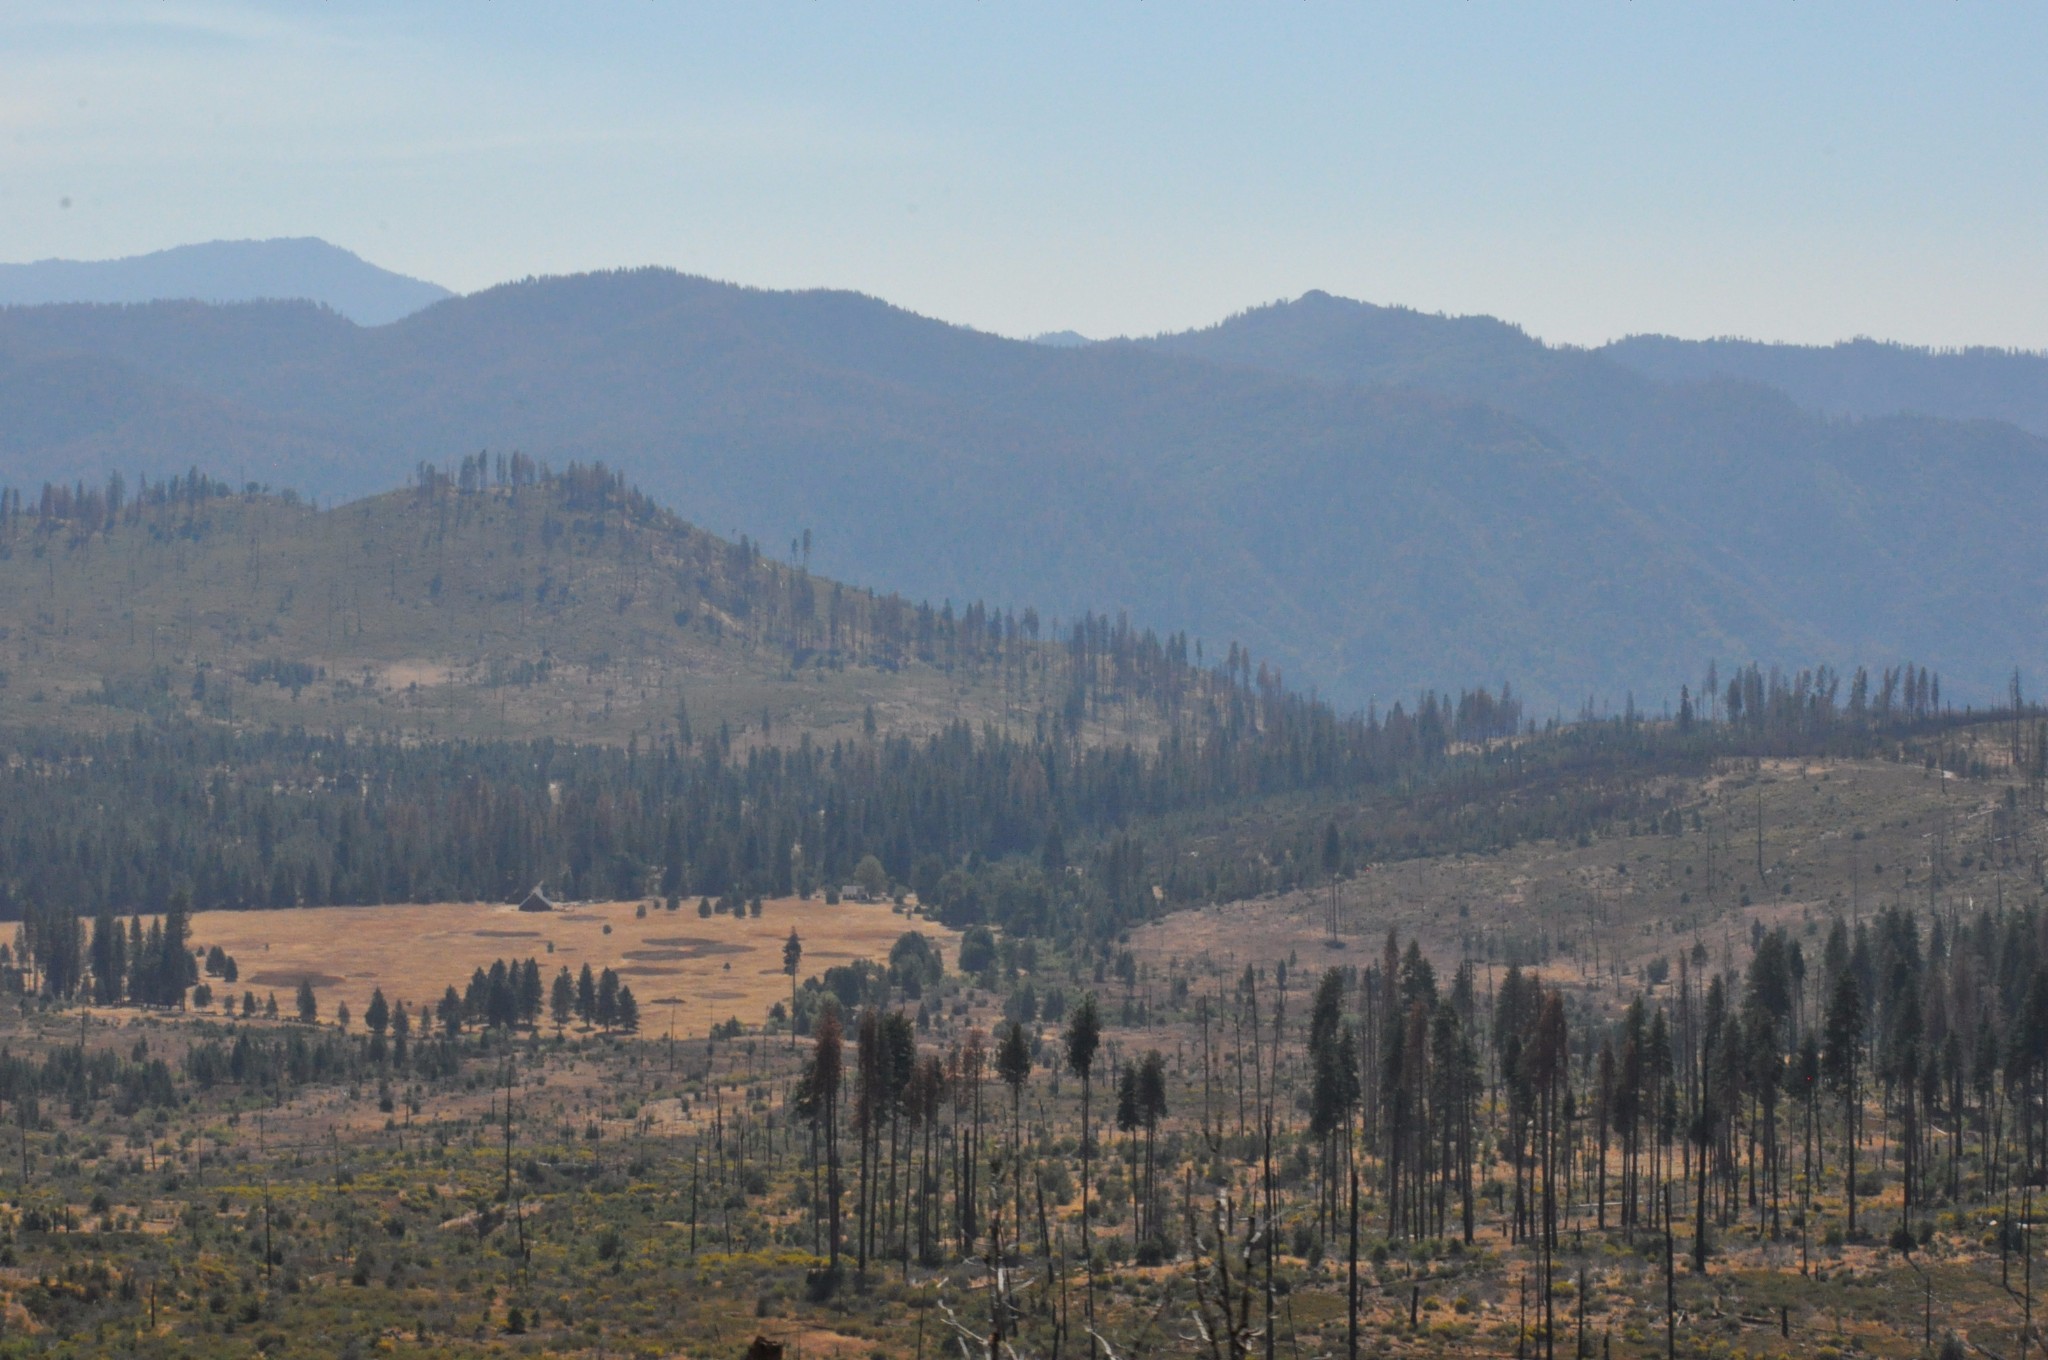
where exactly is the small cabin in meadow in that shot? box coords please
[517,887,555,913]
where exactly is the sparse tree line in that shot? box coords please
[540,960,641,1036]
[409,457,1236,708]
[743,901,2048,1356]
[6,907,654,1053]
[0,1037,177,1121]
[1691,660,1957,736]
[0,468,241,547]
[0,875,2038,1356]
[2,461,1245,725]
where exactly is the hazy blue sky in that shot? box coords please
[3,3,2044,346]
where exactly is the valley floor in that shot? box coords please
[0,735,2041,1359]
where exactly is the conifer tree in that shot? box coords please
[1823,972,1866,1236]
[1065,992,1102,1339]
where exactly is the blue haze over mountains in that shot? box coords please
[2,239,2045,712]
[0,239,450,327]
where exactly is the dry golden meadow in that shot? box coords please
[187,895,957,1039]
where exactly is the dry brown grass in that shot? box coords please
[1133,745,2019,1018]
[0,490,1172,752]
[188,895,957,1038]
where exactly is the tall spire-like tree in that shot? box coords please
[997,1020,1033,1252]
[1823,971,1866,1236]
[783,929,804,1048]
[1065,992,1102,1341]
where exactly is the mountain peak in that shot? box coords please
[0,238,452,326]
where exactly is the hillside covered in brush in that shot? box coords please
[0,462,1234,749]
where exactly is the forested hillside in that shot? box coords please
[0,277,1787,710]
[1605,332,2048,436]
[1148,292,2048,704]
[2,273,2043,707]
[0,463,1217,749]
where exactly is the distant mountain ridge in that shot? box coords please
[1145,292,2048,707]
[0,238,451,326]
[0,269,2039,709]
[1601,333,2048,438]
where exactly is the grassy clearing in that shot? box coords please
[187,895,956,1043]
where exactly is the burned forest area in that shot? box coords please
[0,471,2040,1360]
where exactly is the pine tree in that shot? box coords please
[810,1003,846,1271]
[1823,972,1866,1236]
[576,964,597,1026]
[1064,992,1102,1332]
[784,929,804,1048]
[997,1020,1033,1245]
[551,967,574,1032]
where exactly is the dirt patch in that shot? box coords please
[624,941,749,962]
[788,1329,875,1358]
[640,936,751,953]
